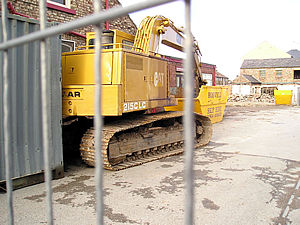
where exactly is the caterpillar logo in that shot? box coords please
[62,90,81,98]
[154,72,164,87]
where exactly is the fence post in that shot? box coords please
[1,0,15,224]
[93,0,104,224]
[39,0,54,224]
[183,0,195,224]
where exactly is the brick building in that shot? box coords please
[166,56,219,97]
[233,41,300,101]
[167,57,217,88]
[201,63,216,86]
[215,71,229,86]
[167,57,221,88]
[234,58,300,101]
[0,0,137,49]
[232,74,262,95]
[240,58,300,84]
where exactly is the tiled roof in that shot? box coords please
[215,71,228,79]
[287,49,300,58]
[242,75,261,84]
[241,58,300,69]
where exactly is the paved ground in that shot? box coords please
[1,105,300,225]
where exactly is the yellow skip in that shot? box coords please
[165,86,229,123]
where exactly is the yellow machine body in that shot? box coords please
[62,30,176,117]
[62,16,218,170]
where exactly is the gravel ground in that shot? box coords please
[1,104,299,225]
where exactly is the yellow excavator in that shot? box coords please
[62,16,216,170]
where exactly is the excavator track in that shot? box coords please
[80,111,212,171]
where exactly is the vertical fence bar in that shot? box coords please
[0,1,180,225]
[93,0,104,225]
[183,0,194,224]
[1,0,14,224]
[39,1,54,224]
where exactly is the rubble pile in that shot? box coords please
[228,94,275,103]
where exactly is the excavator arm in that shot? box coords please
[133,15,206,95]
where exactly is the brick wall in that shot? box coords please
[1,0,137,47]
[240,68,295,83]
[233,75,249,84]
[166,59,217,87]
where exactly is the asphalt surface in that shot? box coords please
[1,105,300,225]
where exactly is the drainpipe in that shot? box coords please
[213,65,216,86]
[105,0,109,30]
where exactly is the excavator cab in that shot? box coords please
[86,30,114,49]
[85,30,135,50]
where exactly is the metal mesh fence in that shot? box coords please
[1,0,194,224]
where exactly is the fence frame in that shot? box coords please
[1,0,195,224]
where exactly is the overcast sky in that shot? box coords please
[118,0,300,80]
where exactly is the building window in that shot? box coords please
[48,0,70,8]
[176,74,184,87]
[47,0,75,14]
[294,70,300,79]
[202,73,212,86]
[276,70,282,77]
[62,39,75,53]
[259,70,266,78]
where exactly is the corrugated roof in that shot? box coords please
[241,58,300,69]
[242,75,261,84]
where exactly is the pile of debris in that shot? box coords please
[228,93,275,103]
